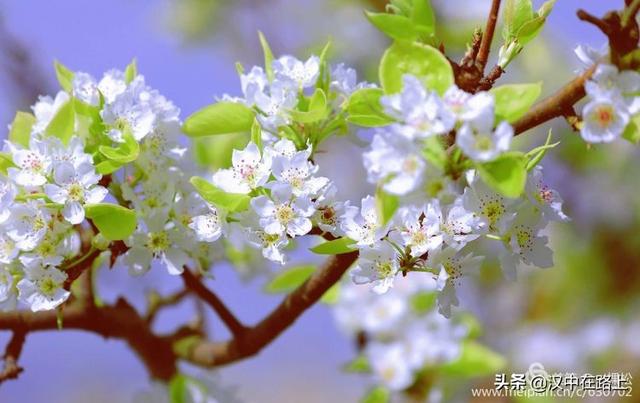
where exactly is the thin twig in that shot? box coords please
[476,0,502,72]
[181,268,247,337]
[0,330,26,384]
[145,288,191,323]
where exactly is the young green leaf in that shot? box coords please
[361,386,390,403]
[85,203,137,241]
[183,102,255,137]
[258,31,275,82]
[410,291,437,314]
[8,111,36,147]
[477,152,527,198]
[95,159,124,175]
[516,0,555,45]
[623,114,640,144]
[98,130,140,163]
[168,374,189,403]
[502,0,534,40]
[315,39,333,92]
[264,265,315,293]
[310,237,357,255]
[290,89,328,123]
[526,129,559,171]
[124,58,138,84]
[320,282,341,304]
[379,41,454,95]
[343,354,371,373]
[491,82,542,123]
[422,136,447,170]
[250,119,263,151]
[45,100,75,145]
[193,132,250,170]
[346,88,394,127]
[190,176,251,212]
[365,12,418,41]
[411,0,436,35]
[0,152,15,175]
[376,187,399,225]
[54,60,75,92]
[440,341,506,377]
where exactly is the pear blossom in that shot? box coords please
[341,195,388,246]
[17,265,70,312]
[525,166,569,222]
[270,150,328,197]
[396,203,442,258]
[212,142,271,194]
[351,241,400,294]
[6,201,50,251]
[72,72,100,106]
[432,248,483,317]
[585,64,640,114]
[312,184,349,236]
[0,234,18,264]
[250,183,314,237]
[580,96,629,143]
[0,265,16,312]
[366,342,414,390]
[31,91,70,136]
[6,138,53,187]
[44,161,108,224]
[190,204,224,243]
[101,77,156,142]
[456,116,513,162]
[443,86,494,122]
[463,171,516,232]
[330,63,373,98]
[435,197,485,250]
[273,55,320,89]
[0,177,17,223]
[98,69,128,103]
[253,81,298,130]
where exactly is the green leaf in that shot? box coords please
[411,0,436,34]
[183,102,255,137]
[320,282,341,304]
[98,130,140,163]
[85,203,137,241]
[290,89,328,123]
[316,40,333,92]
[310,237,357,255]
[264,265,315,293]
[502,0,534,40]
[8,111,35,147]
[0,152,15,175]
[422,136,447,170]
[365,12,418,41]
[379,41,454,95]
[440,340,506,377]
[361,386,390,403]
[517,0,555,45]
[376,187,398,225]
[168,374,189,403]
[491,82,542,123]
[45,100,75,145]
[410,291,437,314]
[623,114,640,144]
[526,129,558,171]
[54,60,75,92]
[258,31,275,82]
[343,354,371,373]
[250,119,263,150]
[193,132,250,170]
[477,152,527,198]
[346,88,394,127]
[95,160,124,175]
[190,176,251,212]
[124,58,137,84]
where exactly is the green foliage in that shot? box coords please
[98,130,140,163]
[54,60,74,92]
[477,152,527,198]
[183,102,255,137]
[376,187,399,225]
[168,374,189,403]
[290,89,329,123]
[361,386,390,403]
[410,291,437,314]
[366,12,420,42]
[346,88,394,127]
[8,111,36,147]
[45,100,75,145]
[264,265,315,293]
[310,237,357,255]
[500,0,556,67]
[343,354,371,373]
[491,82,542,123]
[623,114,640,144]
[379,41,453,95]
[0,153,15,175]
[422,136,447,171]
[189,176,251,212]
[124,58,138,84]
[368,0,435,41]
[258,31,275,82]
[440,340,506,377]
[85,203,137,241]
[526,130,559,171]
[193,132,250,170]
[320,282,341,304]
[95,159,124,175]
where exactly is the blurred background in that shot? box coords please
[0,0,637,402]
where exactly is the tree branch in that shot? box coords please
[181,269,247,337]
[476,0,502,72]
[0,330,26,384]
[178,251,358,367]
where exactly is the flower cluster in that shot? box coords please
[334,274,466,391]
[352,75,568,317]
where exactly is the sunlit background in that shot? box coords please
[0,0,637,402]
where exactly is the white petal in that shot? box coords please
[63,201,85,224]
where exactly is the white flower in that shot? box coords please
[463,171,515,232]
[273,55,320,89]
[31,91,70,136]
[396,204,442,258]
[436,198,484,250]
[457,116,513,162]
[366,342,414,390]
[212,142,271,194]
[251,183,314,237]
[190,204,224,243]
[525,166,569,222]
[0,266,17,312]
[264,138,298,160]
[98,69,127,104]
[6,138,53,187]
[363,129,425,195]
[49,136,93,168]
[270,150,328,197]
[381,75,455,139]
[72,72,100,106]
[329,63,373,98]
[432,248,483,318]
[361,292,409,334]
[312,184,348,236]
[351,242,400,294]
[240,66,268,102]
[6,201,50,251]
[0,177,17,223]
[253,81,297,130]
[17,265,70,312]
[245,227,289,265]
[125,212,190,276]
[443,86,494,122]
[580,96,629,143]
[341,195,388,246]
[101,77,156,142]
[574,44,607,69]
[585,64,640,114]
[44,161,108,224]
[0,234,18,264]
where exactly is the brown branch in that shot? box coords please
[144,288,191,323]
[477,65,505,91]
[179,252,358,367]
[476,0,502,72]
[513,65,596,136]
[181,268,247,337]
[0,330,26,384]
